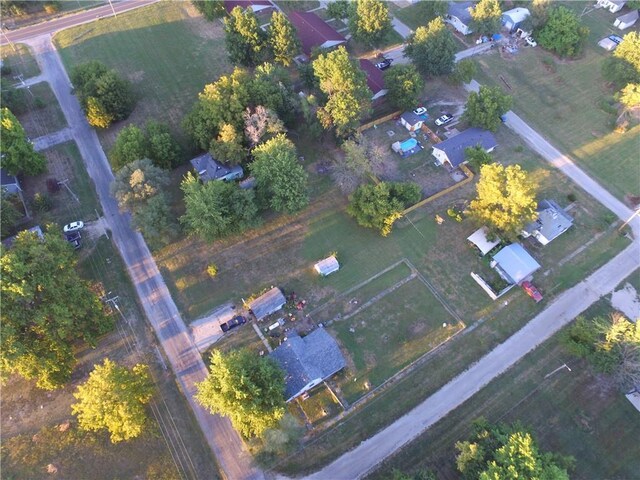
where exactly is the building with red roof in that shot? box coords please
[359,59,387,101]
[288,11,346,56]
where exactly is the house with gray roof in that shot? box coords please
[190,153,244,183]
[522,200,573,246]
[270,328,346,402]
[491,243,540,285]
[445,1,474,35]
[1,168,21,195]
[432,128,497,169]
[596,0,626,13]
[248,287,287,320]
[400,111,424,132]
[614,9,639,29]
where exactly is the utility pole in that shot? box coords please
[107,0,117,18]
[57,179,79,203]
[1,27,17,53]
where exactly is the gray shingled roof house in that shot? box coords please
[522,200,573,246]
[1,168,21,195]
[400,111,424,132]
[432,128,497,168]
[248,287,287,320]
[190,153,243,183]
[270,328,346,402]
[445,1,474,35]
[614,9,639,29]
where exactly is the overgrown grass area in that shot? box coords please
[368,297,640,480]
[331,277,463,403]
[0,42,41,78]
[293,386,342,429]
[54,1,231,153]
[473,5,640,200]
[16,81,68,138]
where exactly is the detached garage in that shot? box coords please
[314,256,340,276]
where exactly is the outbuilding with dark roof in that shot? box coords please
[270,328,346,402]
[288,11,346,55]
[190,153,244,183]
[432,128,497,168]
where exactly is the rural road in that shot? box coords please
[24,31,263,480]
[0,0,160,45]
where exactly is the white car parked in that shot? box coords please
[63,221,84,233]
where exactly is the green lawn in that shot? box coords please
[294,385,343,429]
[17,81,68,138]
[368,298,640,480]
[473,5,640,200]
[54,1,231,153]
[0,42,41,78]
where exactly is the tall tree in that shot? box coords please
[463,85,512,132]
[209,123,247,164]
[110,158,170,214]
[250,63,297,125]
[269,11,300,67]
[243,106,285,148]
[464,145,493,171]
[563,312,639,391]
[132,193,177,248]
[191,0,224,20]
[456,419,573,480]
[451,59,477,85]
[467,163,537,240]
[71,61,134,128]
[347,182,420,236]
[180,172,258,240]
[0,107,46,176]
[1,228,112,389]
[313,46,372,137]
[326,0,349,19]
[250,134,309,214]
[404,18,457,78]
[1,194,22,238]
[332,134,384,193]
[537,6,589,58]
[349,0,392,45]
[469,0,502,36]
[619,83,640,108]
[72,359,154,443]
[224,6,267,67]
[384,64,425,111]
[109,124,147,170]
[145,121,181,169]
[195,349,286,438]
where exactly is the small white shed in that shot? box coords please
[467,227,501,256]
[614,10,639,30]
[314,255,340,276]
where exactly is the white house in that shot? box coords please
[502,7,530,32]
[445,1,474,36]
[431,128,497,169]
[614,9,639,29]
[400,111,424,132]
[596,0,627,13]
[521,200,574,246]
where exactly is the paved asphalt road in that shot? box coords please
[26,33,263,480]
[1,0,159,45]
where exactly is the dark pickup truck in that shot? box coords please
[220,315,247,333]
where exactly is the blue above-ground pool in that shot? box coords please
[400,138,417,152]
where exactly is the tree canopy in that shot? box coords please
[191,0,224,20]
[347,181,420,236]
[467,163,537,240]
[70,61,135,128]
[1,195,22,238]
[385,64,425,111]
[180,172,258,240]
[603,32,640,89]
[404,18,457,78]
[0,107,46,176]
[109,124,147,170]
[250,134,309,214]
[414,0,447,24]
[463,85,512,132]
[451,59,477,85]
[72,359,154,443]
[456,419,573,480]
[269,11,300,67]
[209,123,247,165]
[313,46,372,137]
[195,349,286,438]
[332,133,384,193]
[326,0,349,19]
[537,6,589,58]
[1,228,113,389]
[349,0,392,45]
[224,6,267,67]
[110,158,170,213]
[464,145,493,171]
[563,312,639,391]
[619,83,640,108]
[469,0,502,36]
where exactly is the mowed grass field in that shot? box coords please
[54,1,231,152]
[474,4,640,201]
[368,298,640,480]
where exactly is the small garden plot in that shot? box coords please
[292,385,343,429]
[310,261,413,325]
[330,277,463,404]
[0,42,40,78]
[14,82,68,137]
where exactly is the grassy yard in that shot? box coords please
[293,386,343,429]
[473,5,640,201]
[331,276,463,403]
[368,297,640,480]
[15,81,68,138]
[54,1,231,153]
[0,42,41,78]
